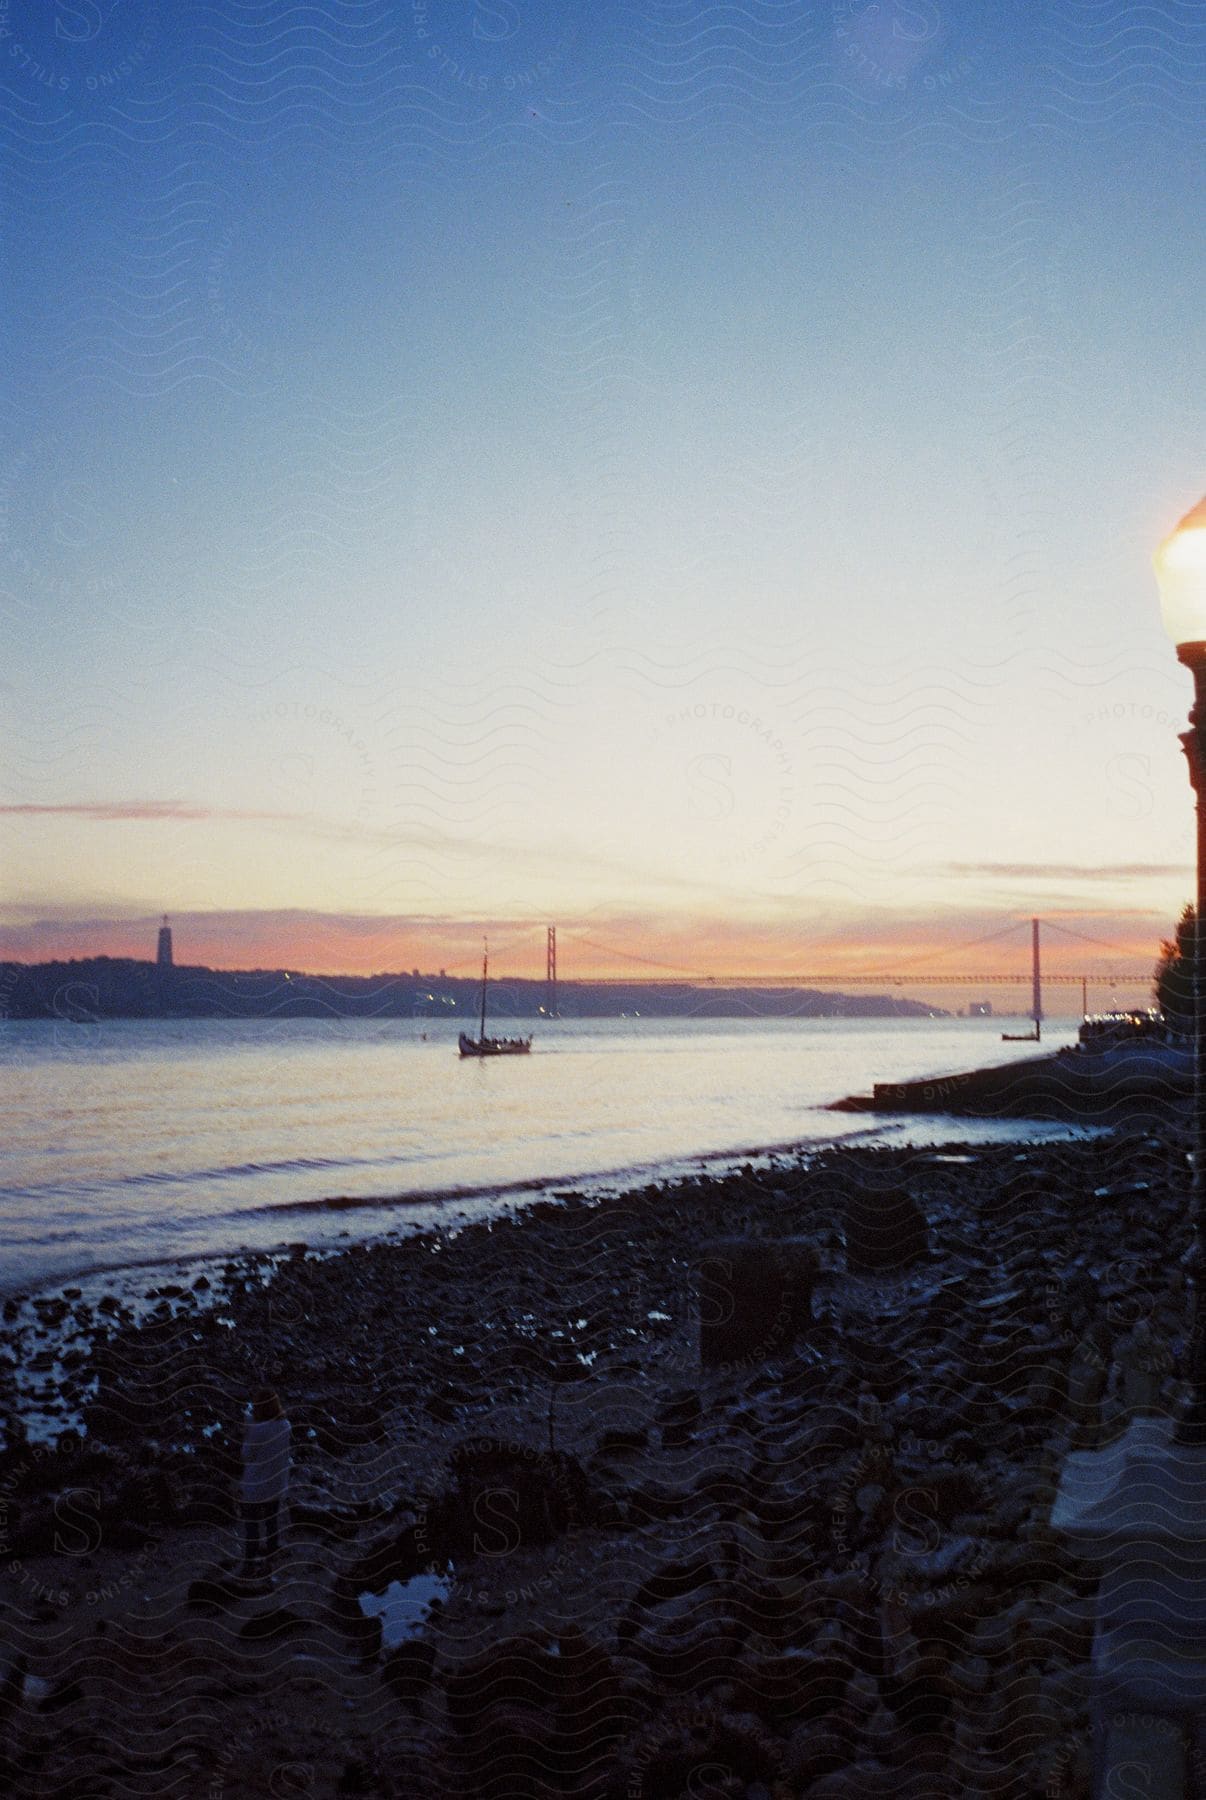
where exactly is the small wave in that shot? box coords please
[0,1146,432,1201]
[244,1173,560,1216]
[235,1128,882,1219]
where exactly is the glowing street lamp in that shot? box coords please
[1156,494,1206,1435]
[1156,496,1206,655]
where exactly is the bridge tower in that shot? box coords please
[546,925,557,1016]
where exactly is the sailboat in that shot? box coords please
[458,944,532,1058]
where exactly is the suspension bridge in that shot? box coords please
[473,918,1158,1023]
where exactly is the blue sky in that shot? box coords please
[2,0,1204,994]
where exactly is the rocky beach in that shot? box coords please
[0,1127,1189,1798]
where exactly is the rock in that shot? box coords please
[624,1482,700,1524]
[307,1401,386,1453]
[843,1189,928,1275]
[855,1481,886,1521]
[730,1648,852,1725]
[441,1627,624,1790]
[105,1517,152,1553]
[37,1677,84,1714]
[111,1467,179,1528]
[843,1667,881,1724]
[444,1635,563,1735]
[595,1428,648,1456]
[970,1325,1044,1396]
[237,1606,309,1642]
[784,1722,851,1788]
[865,1701,902,1758]
[0,1494,51,1558]
[804,1762,901,1798]
[950,1654,992,1695]
[345,1521,438,1593]
[916,1462,983,1526]
[628,1554,716,1613]
[615,1703,784,1798]
[797,1406,862,1457]
[995,1660,1058,1763]
[696,1237,819,1367]
[899,1533,984,1582]
[451,1703,560,1799]
[337,1607,383,1664]
[887,1647,959,1734]
[336,1759,372,1796]
[969,1599,1033,1663]
[631,1610,746,1693]
[290,1503,375,1542]
[443,1440,596,1555]
[186,1574,250,1613]
[553,1630,626,1777]
[657,1388,702,1449]
[846,1336,910,1395]
[381,1639,436,1709]
[899,1402,965,1441]
[693,1467,757,1512]
[324,1584,385,1663]
[889,1587,989,1663]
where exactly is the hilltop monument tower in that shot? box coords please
[157,915,173,968]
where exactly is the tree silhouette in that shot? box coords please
[1155,904,1197,1033]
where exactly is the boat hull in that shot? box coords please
[458,1033,532,1058]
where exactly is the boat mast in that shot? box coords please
[479,939,488,1041]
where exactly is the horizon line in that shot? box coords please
[2,951,1157,990]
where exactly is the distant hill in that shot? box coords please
[0,957,943,1022]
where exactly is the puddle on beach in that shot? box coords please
[358,1570,451,1648]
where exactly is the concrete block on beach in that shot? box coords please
[696,1237,818,1367]
[843,1188,929,1275]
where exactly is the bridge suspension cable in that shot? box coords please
[560,916,1150,990]
[1040,918,1149,957]
[456,918,1153,995]
[580,971,1149,987]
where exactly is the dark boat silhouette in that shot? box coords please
[458,944,532,1058]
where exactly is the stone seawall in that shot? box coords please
[833,1051,1192,1122]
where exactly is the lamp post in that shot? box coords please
[1156,494,1206,1437]
[1041,500,1206,1794]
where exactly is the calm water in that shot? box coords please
[0,1014,1084,1293]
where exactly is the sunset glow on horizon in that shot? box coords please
[0,899,1164,1015]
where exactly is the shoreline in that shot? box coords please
[0,1124,1184,1793]
[0,1109,1101,1313]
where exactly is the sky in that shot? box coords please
[2,0,1204,1006]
